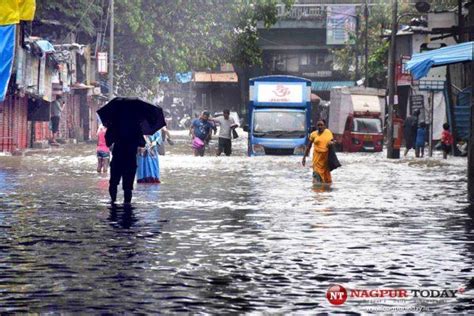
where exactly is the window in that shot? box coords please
[272,54,286,72]
[300,54,310,66]
[352,118,382,134]
[344,117,352,131]
[201,93,207,108]
[254,110,306,133]
[287,55,299,72]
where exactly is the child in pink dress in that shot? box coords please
[97,125,110,173]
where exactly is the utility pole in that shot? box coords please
[429,91,434,157]
[108,0,114,100]
[364,0,369,86]
[386,0,397,159]
[468,20,474,202]
[355,15,360,80]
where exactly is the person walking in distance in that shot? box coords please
[441,123,454,159]
[403,109,420,157]
[212,109,238,156]
[415,122,426,158]
[96,124,110,173]
[190,111,214,156]
[50,95,65,145]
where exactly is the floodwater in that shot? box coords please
[0,131,473,314]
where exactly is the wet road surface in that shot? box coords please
[0,131,473,313]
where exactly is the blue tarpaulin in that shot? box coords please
[0,24,15,102]
[35,39,55,53]
[175,72,192,83]
[406,41,474,80]
[158,74,170,83]
[159,72,192,83]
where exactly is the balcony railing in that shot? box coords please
[277,4,327,20]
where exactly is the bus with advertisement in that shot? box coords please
[243,75,312,156]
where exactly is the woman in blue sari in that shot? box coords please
[136,130,162,183]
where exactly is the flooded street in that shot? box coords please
[0,131,473,314]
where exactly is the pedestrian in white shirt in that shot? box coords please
[212,109,238,156]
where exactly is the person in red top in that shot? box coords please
[96,124,110,173]
[441,123,454,159]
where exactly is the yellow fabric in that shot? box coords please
[19,0,36,21]
[309,129,334,183]
[0,0,35,25]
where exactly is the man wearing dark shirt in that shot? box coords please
[50,95,64,145]
[403,109,420,157]
[106,121,146,205]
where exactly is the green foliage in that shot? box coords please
[331,0,460,88]
[36,0,292,94]
[35,0,104,39]
[367,40,389,87]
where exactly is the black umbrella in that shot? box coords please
[97,97,166,135]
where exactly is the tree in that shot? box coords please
[35,0,292,95]
[332,0,460,88]
[34,1,104,42]
[113,0,293,95]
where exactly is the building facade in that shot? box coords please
[0,27,107,153]
[255,0,365,100]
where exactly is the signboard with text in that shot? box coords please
[255,82,305,104]
[97,52,108,74]
[326,6,356,45]
[410,95,425,115]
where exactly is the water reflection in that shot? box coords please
[312,182,332,193]
[108,206,138,229]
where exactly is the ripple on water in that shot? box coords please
[0,143,472,313]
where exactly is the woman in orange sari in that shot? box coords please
[302,120,334,183]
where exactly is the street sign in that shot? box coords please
[326,6,356,45]
[410,95,424,114]
[97,52,108,74]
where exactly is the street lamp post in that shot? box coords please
[386,6,427,159]
[108,0,114,100]
[355,15,360,80]
[364,0,369,86]
[386,0,398,159]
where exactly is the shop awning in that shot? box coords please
[406,41,474,80]
[194,72,238,83]
[311,81,355,91]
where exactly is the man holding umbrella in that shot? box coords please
[98,97,166,206]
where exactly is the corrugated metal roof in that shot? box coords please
[406,41,474,80]
[311,81,355,91]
